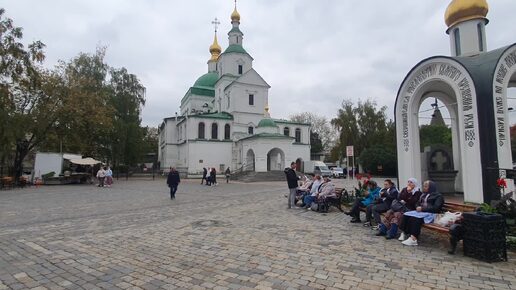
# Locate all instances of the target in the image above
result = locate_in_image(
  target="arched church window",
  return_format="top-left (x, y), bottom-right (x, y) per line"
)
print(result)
top-left (198, 122), bottom-right (205, 139)
top-left (477, 23), bottom-right (484, 52)
top-left (224, 124), bottom-right (231, 140)
top-left (295, 128), bottom-right (301, 143)
top-left (248, 126), bottom-right (254, 135)
top-left (454, 28), bottom-right (461, 56)
top-left (211, 123), bottom-right (218, 139)
top-left (284, 127), bottom-right (290, 136)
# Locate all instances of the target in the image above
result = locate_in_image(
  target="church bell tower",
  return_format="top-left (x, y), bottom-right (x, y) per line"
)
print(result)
top-left (445, 0), bottom-right (489, 57)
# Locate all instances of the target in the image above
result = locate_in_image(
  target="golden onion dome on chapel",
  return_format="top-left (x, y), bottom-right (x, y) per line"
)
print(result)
top-left (445, 0), bottom-right (489, 28)
top-left (209, 33), bottom-right (221, 61)
top-left (231, 7), bottom-right (240, 22)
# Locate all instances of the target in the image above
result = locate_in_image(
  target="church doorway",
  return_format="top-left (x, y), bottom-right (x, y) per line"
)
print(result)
top-left (267, 148), bottom-right (285, 171)
top-left (295, 158), bottom-right (303, 172)
top-left (245, 149), bottom-right (255, 171)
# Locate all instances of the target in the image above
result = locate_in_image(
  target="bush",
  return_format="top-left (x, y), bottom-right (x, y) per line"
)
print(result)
top-left (359, 145), bottom-right (397, 176)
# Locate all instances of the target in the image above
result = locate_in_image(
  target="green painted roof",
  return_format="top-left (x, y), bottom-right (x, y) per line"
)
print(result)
top-left (257, 118), bottom-right (278, 128)
top-left (223, 44), bottom-right (248, 54)
top-left (193, 72), bottom-right (219, 88)
top-left (189, 112), bottom-right (234, 120)
top-left (228, 27), bottom-right (243, 35)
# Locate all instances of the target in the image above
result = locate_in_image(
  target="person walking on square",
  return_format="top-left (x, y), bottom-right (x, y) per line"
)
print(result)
top-left (96, 166), bottom-right (106, 187)
top-left (105, 166), bottom-right (113, 187)
top-left (225, 167), bottom-right (231, 183)
top-left (284, 162), bottom-right (300, 209)
top-left (212, 167), bottom-right (218, 185)
top-left (201, 167), bottom-right (207, 185)
top-left (167, 167), bottom-right (180, 199)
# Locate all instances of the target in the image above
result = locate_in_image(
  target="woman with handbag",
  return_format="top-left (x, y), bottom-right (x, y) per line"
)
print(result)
top-left (399, 180), bottom-right (444, 246)
top-left (376, 178), bottom-right (422, 239)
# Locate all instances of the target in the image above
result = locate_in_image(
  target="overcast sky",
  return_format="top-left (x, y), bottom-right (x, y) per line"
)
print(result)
top-left (2, 0), bottom-right (516, 127)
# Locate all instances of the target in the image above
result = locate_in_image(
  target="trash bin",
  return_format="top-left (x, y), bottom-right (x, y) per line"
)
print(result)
top-left (462, 212), bottom-right (507, 262)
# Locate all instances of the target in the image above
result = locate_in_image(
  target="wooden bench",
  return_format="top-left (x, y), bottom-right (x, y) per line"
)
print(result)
top-left (422, 202), bottom-right (477, 233)
top-left (0, 177), bottom-right (13, 190)
top-left (316, 188), bottom-right (346, 212)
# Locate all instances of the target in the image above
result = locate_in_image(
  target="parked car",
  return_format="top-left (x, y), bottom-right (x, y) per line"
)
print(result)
top-left (331, 167), bottom-right (345, 178)
top-left (303, 161), bottom-right (332, 177)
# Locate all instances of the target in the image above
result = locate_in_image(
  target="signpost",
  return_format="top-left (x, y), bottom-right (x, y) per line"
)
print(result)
top-left (346, 146), bottom-right (354, 180)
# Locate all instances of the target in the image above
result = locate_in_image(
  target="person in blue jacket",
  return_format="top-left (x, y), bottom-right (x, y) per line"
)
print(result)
top-left (345, 180), bottom-right (381, 223)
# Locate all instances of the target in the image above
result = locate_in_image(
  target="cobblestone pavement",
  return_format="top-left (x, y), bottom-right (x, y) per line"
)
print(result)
top-left (1, 179), bottom-right (515, 290)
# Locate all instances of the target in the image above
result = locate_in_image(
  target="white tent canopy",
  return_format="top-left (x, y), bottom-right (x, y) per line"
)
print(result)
top-left (69, 157), bottom-right (102, 165)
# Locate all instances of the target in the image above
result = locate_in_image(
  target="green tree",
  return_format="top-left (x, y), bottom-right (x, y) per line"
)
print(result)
top-left (419, 124), bottom-right (452, 151)
top-left (0, 8), bottom-right (48, 181)
top-left (289, 112), bottom-right (336, 151)
top-left (108, 67), bottom-right (146, 169)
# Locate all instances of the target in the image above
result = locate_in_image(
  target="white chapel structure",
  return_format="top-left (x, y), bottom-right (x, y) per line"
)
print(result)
top-left (158, 5), bottom-right (310, 175)
top-left (395, 0), bottom-right (516, 203)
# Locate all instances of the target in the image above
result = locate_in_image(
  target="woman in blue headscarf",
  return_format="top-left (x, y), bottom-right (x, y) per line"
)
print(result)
top-left (399, 180), bottom-right (444, 246)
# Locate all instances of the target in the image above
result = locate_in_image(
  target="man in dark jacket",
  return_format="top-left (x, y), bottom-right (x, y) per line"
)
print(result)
top-left (284, 162), bottom-right (300, 209)
top-left (201, 167), bottom-right (207, 185)
top-left (167, 167), bottom-right (180, 199)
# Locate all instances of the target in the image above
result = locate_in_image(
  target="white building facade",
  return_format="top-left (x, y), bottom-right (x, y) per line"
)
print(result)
top-left (158, 6), bottom-right (310, 175)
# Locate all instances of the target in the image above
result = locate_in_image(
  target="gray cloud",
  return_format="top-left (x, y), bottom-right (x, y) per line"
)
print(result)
top-left (1, 0), bottom-right (514, 126)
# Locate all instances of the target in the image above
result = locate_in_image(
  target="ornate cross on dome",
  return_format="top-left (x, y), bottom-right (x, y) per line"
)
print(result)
top-left (211, 18), bottom-right (220, 32)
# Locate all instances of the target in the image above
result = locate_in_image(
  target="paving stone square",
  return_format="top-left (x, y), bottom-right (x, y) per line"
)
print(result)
top-left (1, 179), bottom-right (515, 290)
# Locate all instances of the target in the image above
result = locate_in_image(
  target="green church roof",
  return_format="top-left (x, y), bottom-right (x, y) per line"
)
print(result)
top-left (223, 44), bottom-right (248, 55)
top-left (257, 118), bottom-right (278, 128)
top-left (193, 72), bottom-right (219, 88)
top-left (228, 27), bottom-right (243, 35)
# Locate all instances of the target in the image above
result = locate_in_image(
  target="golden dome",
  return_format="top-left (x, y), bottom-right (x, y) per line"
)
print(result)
top-left (209, 33), bottom-right (221, 61)
top-left (231, 7), bottom-right (240, 22)
top-left (445, 0), bottom-right (489, 28)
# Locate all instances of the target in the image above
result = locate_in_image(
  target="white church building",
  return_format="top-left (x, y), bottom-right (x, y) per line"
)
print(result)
top-left (158, 5), bottom-right (311, 175)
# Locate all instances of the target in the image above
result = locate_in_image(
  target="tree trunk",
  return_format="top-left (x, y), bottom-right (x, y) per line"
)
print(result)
top-left (13, 141), bottom-right (30, 185)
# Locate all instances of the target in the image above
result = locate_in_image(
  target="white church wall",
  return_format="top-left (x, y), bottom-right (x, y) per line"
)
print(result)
top-left (228, 84), bottom-right (269, 115)
top-left (187, 141), bottom-right (232, 174)
top-left (240, 138), bottom-right (310, 172)
top-left (218, 53), bottom-right (253, 76)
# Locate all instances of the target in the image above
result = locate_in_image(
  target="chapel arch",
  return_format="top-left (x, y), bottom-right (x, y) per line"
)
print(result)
top-left (267, 148), bottom-right (285, 171)
top-left (245, 149), bottom-right (255, 171)
top-left (395, 57), bottom-right (483, 203)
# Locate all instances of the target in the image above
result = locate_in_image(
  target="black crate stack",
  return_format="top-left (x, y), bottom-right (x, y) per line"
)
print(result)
top-left (463, 212), bottom-right (507, 262)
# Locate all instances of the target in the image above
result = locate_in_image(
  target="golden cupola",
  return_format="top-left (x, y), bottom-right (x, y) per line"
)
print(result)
top-left (231, 7), bottom-right (240, 22)
top-left (445, 0), bottom-right (489, 28)
top-left (209, 33), bottom-right (221, 62)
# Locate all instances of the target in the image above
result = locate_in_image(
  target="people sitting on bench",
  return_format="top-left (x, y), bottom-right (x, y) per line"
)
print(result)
top-left (366, 179), bottom-right (399, 227)
top-left (376, 177), bottom-right (422, 239)
top-left (296, 175), bottom-right (313, 205)
top-left (310, 175), bottom-right (336, 211)
top-left (345, 180), bottom-right (380, 223)
top-left (302, 174), bottom-right (322, 208)
top-left (399, 180), bottom-right (444, 246)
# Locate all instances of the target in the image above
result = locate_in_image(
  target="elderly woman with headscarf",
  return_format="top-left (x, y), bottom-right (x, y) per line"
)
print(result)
top-left (399, 180), bottom-right (444, 246)
top-left (376, 178), bottom-right (422, 239)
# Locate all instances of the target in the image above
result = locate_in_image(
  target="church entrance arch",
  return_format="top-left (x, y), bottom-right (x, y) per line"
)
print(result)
top-left (245, 149), bottom-right (255, 172)
top-left (493, 46), bottom-right (516, 178)
top-left (267, 148), bottom-right (285, 171)
top-left (395, 57), bottom-right (483, 203)
top-left (296, 158), bottom-right (303, 172)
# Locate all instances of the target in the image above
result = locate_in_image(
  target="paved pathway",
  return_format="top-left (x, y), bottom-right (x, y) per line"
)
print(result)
top-left (0, 179), bottom-right (515, 290)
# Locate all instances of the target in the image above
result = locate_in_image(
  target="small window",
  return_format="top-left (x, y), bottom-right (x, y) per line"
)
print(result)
top-left (295, 128), bottom-right (301, 143)
top-left (198, 122), bottom-right (205, 139)
top-left (477, 23), bottom-right (484, 52)
top-left (238, 65), bottom-right (243, 75)
top-left (248, 126), bottom-right (254, 135)
top-left (224, 124), bottom-right (231, 140)
top-left (211, 123), bottom-right (218, 139)
top-left (249, 94), bottom-right (254, 105)
top-left (283, 127), bottom-right (290, 136)
top-left (454, 28), bottom-right (461, 56)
